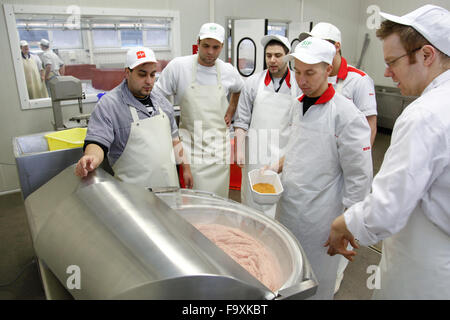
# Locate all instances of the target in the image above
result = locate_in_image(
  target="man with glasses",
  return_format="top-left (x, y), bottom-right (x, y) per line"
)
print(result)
top-left (325, 5), bottom-right (450, 299)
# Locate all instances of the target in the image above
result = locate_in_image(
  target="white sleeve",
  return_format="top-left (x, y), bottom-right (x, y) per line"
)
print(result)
top-left (33, 55), bottom-right (43, 71)
top-left (224, 63), bottom-right (244, 93)
top-left (155, 60), bottom-right (178, 99)
top-left (344, 106), bottom-right (448, 245)
top-left (337, 110), bottom-right (373, 208)
top-left (353, 75), bottom-right (377, 117)
top-left (233, 76), bottom-right (257, 131)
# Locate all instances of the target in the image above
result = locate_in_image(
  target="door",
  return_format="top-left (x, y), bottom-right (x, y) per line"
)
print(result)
top-left (232, 19), bottom-right (266, 78)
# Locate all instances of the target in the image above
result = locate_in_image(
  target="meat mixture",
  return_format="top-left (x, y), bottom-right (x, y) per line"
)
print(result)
top-left (194, 223), bottom-right (283, 292)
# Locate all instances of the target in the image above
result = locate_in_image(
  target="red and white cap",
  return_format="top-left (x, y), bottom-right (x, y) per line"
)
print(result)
top-left (380, 5), bottom-right (450, 56)
top-left (126, 47), bottom-right (157, 69)
top-left (285, 36), bottom-right (336, 65)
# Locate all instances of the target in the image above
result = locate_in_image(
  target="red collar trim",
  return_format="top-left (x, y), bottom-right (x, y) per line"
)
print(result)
top-left (285, 70), bottom-right (291, 88)
top-left (298, 83), bottom-right (335, 105)
top-left (264, 69), bottom-right (291, 88)
top-left (337, 57), bottom-right (348, 80)
top-left (264, 70), bottom-right (272, 86)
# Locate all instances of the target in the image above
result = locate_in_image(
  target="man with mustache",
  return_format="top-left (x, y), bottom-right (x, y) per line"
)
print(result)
top-left (75, 47), bottom-right (193, 189)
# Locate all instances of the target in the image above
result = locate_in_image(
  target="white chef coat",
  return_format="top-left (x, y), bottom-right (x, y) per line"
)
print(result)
top-left (328, 57), bottom-right (377, 117)
top-left (154, 55), bottom-right (244, 105)
top-left (41, 49), bottom-right (64, 76)
top-left (234, 69), bottom-right (299, 131)
top-left (277, 84), bottom-right (372, 299)
top-left (344, 70), bottom-right (450, 299)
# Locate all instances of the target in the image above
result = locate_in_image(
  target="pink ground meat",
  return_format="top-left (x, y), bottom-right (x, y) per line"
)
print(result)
top-left (194, 223), bottom-right (283, 292)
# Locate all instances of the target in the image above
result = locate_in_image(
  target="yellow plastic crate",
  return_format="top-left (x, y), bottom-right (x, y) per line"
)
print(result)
top-left (45, 128), bottom-right (87, 151)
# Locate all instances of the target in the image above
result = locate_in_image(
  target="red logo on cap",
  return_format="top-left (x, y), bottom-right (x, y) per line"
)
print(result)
top-left (136, 51), bottom-right (146, 59)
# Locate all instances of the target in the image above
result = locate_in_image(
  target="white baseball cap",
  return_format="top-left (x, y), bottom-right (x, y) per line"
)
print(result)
top-left (40, 39), bottom-right (50, 47)
top-left (380, 5), bottom-right (450, 56)
top-left (198, 23), bottom-right (225, 43)
top-left (285, 36), bottom-right (336, 65)
top-left (126, 47), bottom-right (157, 69)
top-left (300, 22), bottom-right (342, 44)
top-left (20, 40), bottom-right (28, 47)
top-left (261, 34), bottom-right (291, 53)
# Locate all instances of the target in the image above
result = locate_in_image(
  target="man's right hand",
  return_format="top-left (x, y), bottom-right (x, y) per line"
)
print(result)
top-left (75, 155), bottom-right (101, 177)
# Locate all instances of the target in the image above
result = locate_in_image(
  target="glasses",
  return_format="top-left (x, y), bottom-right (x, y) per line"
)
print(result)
top-left (384, 46), bottom-right (422, 68)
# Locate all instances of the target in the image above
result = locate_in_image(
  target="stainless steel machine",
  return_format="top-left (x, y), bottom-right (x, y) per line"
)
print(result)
top-left (48, 76), bottom-right (90, 130)
top-left (24, 165), bottom-right (318, 300)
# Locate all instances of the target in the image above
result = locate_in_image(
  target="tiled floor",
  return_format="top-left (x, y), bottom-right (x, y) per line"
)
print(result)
top-left (0, 128), bottom-right (391, 300)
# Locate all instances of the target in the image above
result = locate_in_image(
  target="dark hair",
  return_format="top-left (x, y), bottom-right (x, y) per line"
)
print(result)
top-left (376, 20), bottom-right (431, 64)
top-left (265, 40), bottom-right (289, 55)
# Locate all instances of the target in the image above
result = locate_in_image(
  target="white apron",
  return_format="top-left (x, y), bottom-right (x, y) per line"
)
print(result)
top-left (178, 56), bottom-right (230, 198)
top-left (334, 78), bottom-right (350, 290)
top-left (373, 206), bottom-right (450, 299)
top-left (241, 73), bottom-right (296, 218)
top-left (112, 106), bottom-right (179, 189)
top-left (23, 57), bottom-right (48, 99)
top-left (276, 100), bottom-right (343, 300)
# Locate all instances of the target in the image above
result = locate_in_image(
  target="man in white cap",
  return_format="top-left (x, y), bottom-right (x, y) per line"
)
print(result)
top-left (20, 40), bottom-right (48, 99)
top-left (155, 23), bottom-right (244, 198)
top-left (326, 5), bottom-right (450, 299)
top-left (75, 47), bottom-right (193, 190)
top-left (266, 36), bottom-right (372, 299)
top-left (302, 22), bottom-right (378, 293)
top-left (301, 23), bottom-right (377, 146)
top-left (234, 35), bottom-right (298, 217)
top-left (39, 38), bottom-right (65, 96)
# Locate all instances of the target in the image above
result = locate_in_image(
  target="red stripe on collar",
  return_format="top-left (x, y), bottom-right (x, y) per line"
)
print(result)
top-left (264, 70), bottom-right (272, 86)
top-left (337, 57), bottom-right (348, 80)
top-left (286, 70), bottom-right (291, 88)
top-left (264, 69), bottom-right (291, 88)
top-left (298, 83), bottom-right (335, 105)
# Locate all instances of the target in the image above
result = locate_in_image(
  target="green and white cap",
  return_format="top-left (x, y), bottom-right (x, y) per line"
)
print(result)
top-left (284, 36), bottom-right (336, 65)
top-left (198, 23), bottom-right (225, 43)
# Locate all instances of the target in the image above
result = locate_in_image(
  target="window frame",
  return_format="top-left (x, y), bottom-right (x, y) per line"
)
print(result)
top-left (4, 4), bottom-right (181, 110)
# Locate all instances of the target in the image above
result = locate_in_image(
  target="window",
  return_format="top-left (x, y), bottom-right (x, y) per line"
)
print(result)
top-left (5, 4), bottom-right (180, 109)
top-left (237, 37), bottom-right (256, 77)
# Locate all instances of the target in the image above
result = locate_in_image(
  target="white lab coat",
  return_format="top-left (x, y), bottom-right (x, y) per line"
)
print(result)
top-left (344, 70), bottom-right (450, 299)
top-left (240, 70), bottom-right (297, 217)
top-left (277, 85), bottom-right (372, 299)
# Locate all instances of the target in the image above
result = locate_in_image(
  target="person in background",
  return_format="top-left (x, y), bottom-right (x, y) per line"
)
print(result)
top-left (300, 22), bottom-right (378, 294)
top-left (20, 40), bottom-right (48, 99)
top-left (234, 34), bottom-right (298, 218)
top-left (267, 36), bottom-right (372, 299)
top-left (155, 23), bottom-right (244, 199)
top-left (325, 5), bottom-right (450, 299)
top-left (75, 47), bottom-right (193, 190)
top-left (301, 23), bottom-right (378, 146)
top-left (39, 38), bottom-right (65, 96)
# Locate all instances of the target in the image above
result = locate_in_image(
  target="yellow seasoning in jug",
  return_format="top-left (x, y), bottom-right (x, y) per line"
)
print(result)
top-left (252, 183), bottom-right (276, 194)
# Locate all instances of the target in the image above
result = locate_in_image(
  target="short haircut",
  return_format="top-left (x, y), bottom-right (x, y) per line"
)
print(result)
top-left (265, 40), bottom-right (289, 55)
top-left (376, 20), bottom-right (432, 64)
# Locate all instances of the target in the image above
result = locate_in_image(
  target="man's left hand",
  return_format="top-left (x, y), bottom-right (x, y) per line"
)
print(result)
top-left (324, 215), bottom-right (359, 261)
